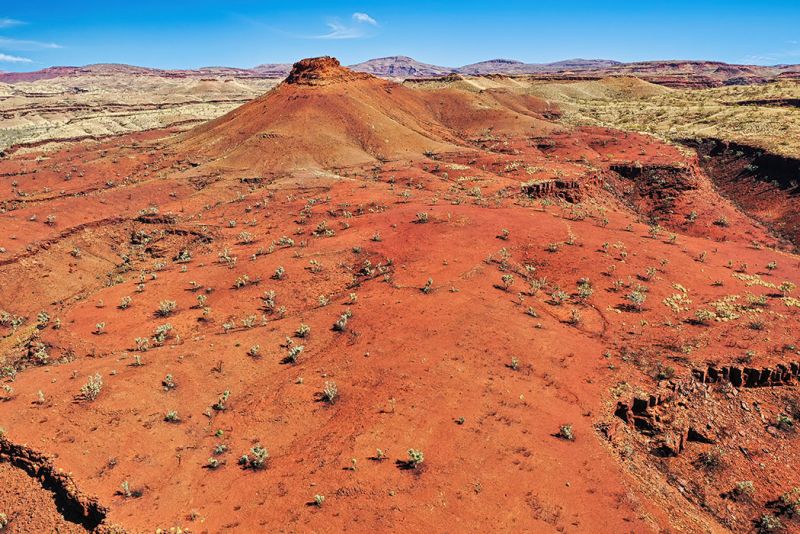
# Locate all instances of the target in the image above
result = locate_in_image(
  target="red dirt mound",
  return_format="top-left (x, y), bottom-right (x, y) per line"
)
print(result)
top-left (172, 57), bottom-right (558, 173)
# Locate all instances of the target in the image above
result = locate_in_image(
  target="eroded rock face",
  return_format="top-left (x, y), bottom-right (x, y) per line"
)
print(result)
top-left (521, 178), bottom-right (585, 203)
top-left (0, 436), bottom-right (109, 531)
top-left (608, 162), bottom-right (699, 214)
top-left (692, 362), bottom-right (799, 387)
top-left (688, 138), bottom-right (800, 246)
top-left (284, 56), bottom-right (373, 86)
top-left (616, 363), bottom-right (799, 448)
top-left (614, 390), bottom-right (690, 457)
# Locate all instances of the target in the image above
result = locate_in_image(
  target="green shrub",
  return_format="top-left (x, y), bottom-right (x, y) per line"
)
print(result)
top-left (322, 381), bottom-right (338, 404)
top-left (557, 424), bottom-right (575, 441)
top-left (239, 445), bottom-right (269, 470)
top-left (80, 373), bottom-right (103, 401)
top-left (407, 448), bottom-right (424, 468)
top-left (156, 300), bottom-right (176, 317)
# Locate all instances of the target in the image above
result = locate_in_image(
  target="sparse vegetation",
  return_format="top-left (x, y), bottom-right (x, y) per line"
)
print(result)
top-left (284, 344), bottom-right (304, 364)
top-left (162, 374), bottom-right (176, 391)
top-left (758, 514), bottom-right (784, 533)
top-left (730, 480), bottom-right (755, 501)
top-left (779, 487), bottom-right (800, 516)
top-left (239, 445), bottom-right (269, 470)
top-left (295, 323), bottom-right (311, 338)
top-left (80, 373), bottom-right (103, 401)
top-left (556, 424), bottom-right (575, 441)
top-left (333, 310), bottom-right (352, 332)
top-left (626, 290), bottom-right (646, 311)
top-left (421, 278), bottom-right (434, 294)
top-left (407, 448), bottom-right (424, 468)
top-left (322, 381), bottom-right (338, 404)
top-left (501, 274), bottom-right (514, 290)
top-left (212, 390), bottom-right (230, 411)
top-left (156, 300), bottom-right (176, 317)
top-left (696, 448), bottom-right (724, 471)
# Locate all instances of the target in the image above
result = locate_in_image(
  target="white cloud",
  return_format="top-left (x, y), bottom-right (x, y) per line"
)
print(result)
top-left (0, 53), bottom-right (32, 63)
top-left (0, 37), bottom-right (62, 51)
top-left (310, 12), bottom-right (379, 40)
top-left (352, 12), bottom-right (377, 26)
top-left (313, 20), bottom-right (361, 40)
top-left (0, 18), bottom-right (24, 29)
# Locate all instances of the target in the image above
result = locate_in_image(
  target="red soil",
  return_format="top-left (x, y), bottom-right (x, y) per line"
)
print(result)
top-left (0, 58), bottom-right (799, 533)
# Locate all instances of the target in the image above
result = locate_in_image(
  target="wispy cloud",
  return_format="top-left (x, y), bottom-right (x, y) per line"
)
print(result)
top-left (311, 12), bottom-right (379, 40)
top-left (315, 19), bottom-right (364, 40)
top-left (0, 18), bottom-right (24, 29)
top-left (743, 41), bottom-right (800, 64)
top-left (0, 19), bottom-right (57, 66)
top-left (0, 52), bottom-right (32, 63)
top-left (0, 37), bottom-right (62, 51)
top-left (352, 12), bottom-right (377, 26)
top-left (743, 50), bottom-right (800, 64)
top-left (241, 11), bottom-right (380, 41)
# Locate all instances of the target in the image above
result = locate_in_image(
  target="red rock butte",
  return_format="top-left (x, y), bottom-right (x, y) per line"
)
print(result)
top-left (284, 56), bottom-right (374, 86)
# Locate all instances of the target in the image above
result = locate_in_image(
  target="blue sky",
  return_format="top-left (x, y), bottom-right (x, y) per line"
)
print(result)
top-left (1, 1), bottom-right (799, 71)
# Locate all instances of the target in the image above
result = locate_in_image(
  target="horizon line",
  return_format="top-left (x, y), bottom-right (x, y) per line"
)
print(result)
top-left (2, 54), bottom-right (799, 74)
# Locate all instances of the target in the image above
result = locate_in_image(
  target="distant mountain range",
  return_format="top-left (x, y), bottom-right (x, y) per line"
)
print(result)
top-left (2, 56), bottom-right (800, 88)
top-left (348, 56), bottom-right (452, 78)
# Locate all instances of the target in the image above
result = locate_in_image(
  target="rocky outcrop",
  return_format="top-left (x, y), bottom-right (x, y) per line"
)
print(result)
top-left (284, 57), bottom-right (373, 86)
top-left (0, 436), bottom-right (109, 531)
top-left (604, 162), bottom-right (700, 223)
top-left (614, 391), bottom-right (691, 457)
top-left (686, 138), bottom-right (800, 246)
top-left (613, 361), bottom-right (798, 462)
top-left (521, 178), bottom-right (584, 202)
top-left (692, 362), bottom-right (800, 388)
top-left (609, 163), bottom-right (698, 201)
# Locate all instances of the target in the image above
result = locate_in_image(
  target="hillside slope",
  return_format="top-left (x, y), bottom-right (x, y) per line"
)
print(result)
top-left (174, 57), bottom-right (557, 173)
